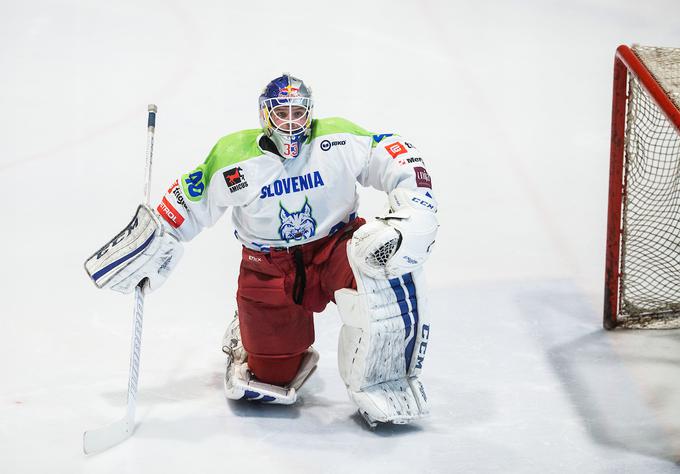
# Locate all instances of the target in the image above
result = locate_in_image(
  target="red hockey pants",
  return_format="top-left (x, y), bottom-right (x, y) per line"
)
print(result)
top-left (236, 218), bottom-right (365, 385)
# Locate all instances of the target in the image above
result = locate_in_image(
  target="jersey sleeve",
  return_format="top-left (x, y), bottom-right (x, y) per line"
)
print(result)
top-left (155, 152), bottom-right (229, 242)
top-left (357, 135), bottom-right (434, 197)
top-left (154, 130), bottom-right (263, 241)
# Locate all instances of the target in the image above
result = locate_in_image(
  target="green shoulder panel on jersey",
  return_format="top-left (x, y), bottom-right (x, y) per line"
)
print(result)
top-left (310, 117), bottom-right (395, 148)
top-left (310, 117), bottom-right (373, 140)
top-left (180, 129), bottom-right (263, 202)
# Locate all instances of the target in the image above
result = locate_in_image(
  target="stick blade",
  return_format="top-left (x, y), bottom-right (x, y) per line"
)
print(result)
top-left (83, 416), bottom-right (134, 455)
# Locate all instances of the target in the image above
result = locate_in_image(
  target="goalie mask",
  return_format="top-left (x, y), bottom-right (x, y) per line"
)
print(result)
top-left (259, 74), bottom-right (313, 159)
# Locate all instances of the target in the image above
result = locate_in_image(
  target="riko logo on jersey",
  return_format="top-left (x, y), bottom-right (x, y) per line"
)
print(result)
top-left (320, 139), bottom-right (346, 151)
top-left (223, 167), bottom-right (249, 193)
top-left (260, 171), bottom-right (325, 199)
top-left (278, 198), bottom-right (317, 242)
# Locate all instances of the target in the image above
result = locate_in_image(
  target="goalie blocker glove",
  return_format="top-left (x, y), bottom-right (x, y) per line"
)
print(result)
top-left (84, 205), bottom-right (183, 293)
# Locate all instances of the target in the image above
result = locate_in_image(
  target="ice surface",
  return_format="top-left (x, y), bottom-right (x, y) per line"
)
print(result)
top-left (2, 0), bottom-right (680, 472)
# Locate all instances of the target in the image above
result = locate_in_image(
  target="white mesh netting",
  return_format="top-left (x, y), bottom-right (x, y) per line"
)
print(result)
top-left (618, 45), bottom-right (680, 329)
top-left (367, 237), bottom-right (400, 269)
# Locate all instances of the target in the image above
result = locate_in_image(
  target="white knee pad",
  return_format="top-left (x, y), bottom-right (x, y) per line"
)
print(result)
top-left (336, 254), bottom-right (431, 427)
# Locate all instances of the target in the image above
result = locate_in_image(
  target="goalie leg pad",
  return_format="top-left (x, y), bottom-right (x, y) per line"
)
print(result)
top-left (222, 313), bottom-right (319, 405)
top-left (336, 264), bottom-right (431, 426)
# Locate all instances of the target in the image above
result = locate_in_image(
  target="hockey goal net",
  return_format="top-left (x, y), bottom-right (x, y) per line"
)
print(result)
top-left (604, 45), bottom-right (680, 329)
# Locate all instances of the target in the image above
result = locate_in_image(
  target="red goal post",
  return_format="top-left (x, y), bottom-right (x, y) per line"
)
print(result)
top-left (604, 44), bottom-right (680, 329)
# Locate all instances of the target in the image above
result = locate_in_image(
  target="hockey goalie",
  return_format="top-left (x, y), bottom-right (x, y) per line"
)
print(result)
top-left (85, 74), bottom-right (438, 427)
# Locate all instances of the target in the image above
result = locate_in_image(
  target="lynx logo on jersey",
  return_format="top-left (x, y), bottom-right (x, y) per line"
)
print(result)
top-left (278, 198), bottom-right (317, 242)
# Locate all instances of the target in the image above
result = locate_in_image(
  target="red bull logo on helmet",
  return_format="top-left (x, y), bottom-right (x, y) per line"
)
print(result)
top-left (279, 84), bottom-right (300, 97)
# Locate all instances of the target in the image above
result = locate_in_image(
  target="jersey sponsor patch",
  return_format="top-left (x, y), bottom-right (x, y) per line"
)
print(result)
top-left (260, 171), bottom-right (325, 199)
top-left (414, 166), bottom-right (432, 189)
top-left (157, 196), bottom-right (185, 228)
top-left (386, 141), bottom-right (408, 159)
top-left (320, 139), bottom-right (346, 151)
top-left (167, 180), bottom-right (189, 211)
top-left (182, 169), bottom-right (206, 201)
top-left (223, 167), bottom-right (249, 193)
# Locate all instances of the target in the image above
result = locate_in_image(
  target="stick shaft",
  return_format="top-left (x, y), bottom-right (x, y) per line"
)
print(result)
top-left (143, 105), bottom-right (157, 206)
top-left (84, 106), bottom-right (157, 455)
top-left (127, 104), bottom-right (157, 415)
top-left (126, 283), bottom-right (145, 419)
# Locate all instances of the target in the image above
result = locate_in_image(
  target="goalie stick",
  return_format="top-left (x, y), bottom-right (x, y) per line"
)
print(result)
top-left (83, 104), bottom-right (157, 455)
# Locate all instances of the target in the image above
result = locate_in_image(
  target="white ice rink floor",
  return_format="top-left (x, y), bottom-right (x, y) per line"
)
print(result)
top-left (3, 283), bottom-right (680, 473)
top-left (2, 0), bottom-right (680, 472)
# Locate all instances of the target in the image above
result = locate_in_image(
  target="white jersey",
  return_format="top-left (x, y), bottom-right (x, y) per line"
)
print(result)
top-left (156, 117), bottom-right (435, 251)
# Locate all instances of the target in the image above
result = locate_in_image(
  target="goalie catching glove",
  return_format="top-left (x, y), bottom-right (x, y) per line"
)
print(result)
top-left (350, 188), bottom-right (438, 279)
top-left (84, 205), bottom-right (183, 293)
